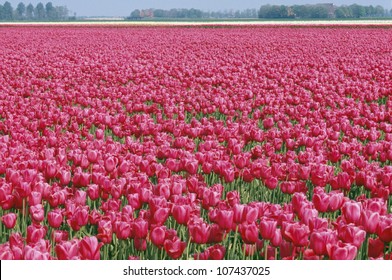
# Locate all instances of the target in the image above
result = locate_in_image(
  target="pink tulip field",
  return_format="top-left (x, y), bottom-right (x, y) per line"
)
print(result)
top-left (0, 25), bottom-right (392, 260)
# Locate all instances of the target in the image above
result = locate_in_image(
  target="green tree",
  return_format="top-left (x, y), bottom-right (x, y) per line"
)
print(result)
top-left (375, 5), bottom-right (385, 17)
top-left (350, 4), bottom-right (365, 18)
top-left (292, 5), bottom-right (309, 18)
top-left (26, 3), bottom-right (34, 19)
top-left (0, 4), bottom-right (4, 20)
top-left (35, 2), bottom-right (45, 20)
top-left (3, 1), bottom-right (13, 20)
top-left (16, 2), bottom-right (26, 20)
top-left (364, 5), bottom-right (376, 17)
top-left (309, 5), bottom-right (329, 18)
top-left (153, 9), bottom-right (165, 18)
top-left (130, 9), bottom-right (140, 18)
top-left (188, 8), bottom-right (202, 18)
top-left (335, 6), bottom-right (352, 18)
top-left (45, 2), bottom-right (56, 20)
top-left (55, 6), bottom-right (68, 20)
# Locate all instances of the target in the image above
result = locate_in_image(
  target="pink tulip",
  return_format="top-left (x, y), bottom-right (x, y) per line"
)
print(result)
top-left (1, 213), bottom-right (17, 229)
top-left (48, 208), bottom-right (63, 228)
top-left (150, 226), bottom-right (166, 248)
top-left (79, 236), bottom-right (103, 260)
top-left (104, 156), bottom-right (117, 173)
top-left (56, 239), bottom-right (80, 260)
top-left (163, 237), bottom-right (186, 259)
top-left (327, 241), bottom-right (357, 260)
top-left (342, 201), bottom-right (362, 225)
top-left (239, 222), bottom-right (259, 244)
top-left (188, 217), bottom-right (210, 244)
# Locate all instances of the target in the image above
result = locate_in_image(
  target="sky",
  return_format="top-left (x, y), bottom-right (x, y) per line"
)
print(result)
top-left (5, 0), bottom-right (392, 17)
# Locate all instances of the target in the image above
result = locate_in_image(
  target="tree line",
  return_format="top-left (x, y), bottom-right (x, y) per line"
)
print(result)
top-left (258, 4), bottom-right (389, 19)
top-left (0, 1), bottom-right (70, 21)
top-left (128, 8), bottom-right (259, 19)
top-left (128, 4), bottom-right (391, 20)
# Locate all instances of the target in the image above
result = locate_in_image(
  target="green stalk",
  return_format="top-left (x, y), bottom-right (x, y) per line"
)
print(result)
top-left (51, 228), bottom-right (56, 257)
top-left (264, 240), bottom-right (268, 260)
top-left (186, 236), bottom-right (192, 260)
top-left (105, 243), bottom-right (109, 260)
top-left (230, 226), bottom-right (239, 260)
top-left (0, 213), bottom-right (4, 243)
top-left (22, 198), bottom-right (27, 235)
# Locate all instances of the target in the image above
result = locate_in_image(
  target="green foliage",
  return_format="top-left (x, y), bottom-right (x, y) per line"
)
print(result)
top-left (0, 1), bottom-right (69, 21)
top-left (258, 3), bottom-right (388, 19)
top-left (127, 8), bottom-right (259, 20)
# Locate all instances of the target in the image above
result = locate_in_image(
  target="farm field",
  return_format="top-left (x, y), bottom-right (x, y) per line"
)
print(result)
top-left (0, 25), bottom-right (392, 260)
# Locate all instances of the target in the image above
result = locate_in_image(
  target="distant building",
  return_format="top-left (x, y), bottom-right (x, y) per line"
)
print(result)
top-left (140, 9), bottom-right (154, 18)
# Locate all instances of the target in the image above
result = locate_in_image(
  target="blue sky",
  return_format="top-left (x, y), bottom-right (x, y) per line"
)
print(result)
top-left (4, 1), bottom-right (392, 16)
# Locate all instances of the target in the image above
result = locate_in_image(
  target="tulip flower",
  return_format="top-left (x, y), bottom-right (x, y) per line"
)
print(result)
top-left (172, 204), bottom-right (191, 225)
top-left (59, 170), bottom-right (71, 186)
top-left (132, 218), bottom-right (148, 239)
top-left (87, 184), bottom-right (100, 201)
top-left (282, 221), bottom-right (310, 247)
top-left (55, 239), bottom-right (80, 260)
top-left (24, 245), bottom-right (50, 260)
top-left (207, 223), bottom-right (226, 243)
top-left (97, 219), bottom-right (113, 244)
top-left (68, 205), bottom-right (89, 231)
top-left (87, 150), bottom-right (98, 163)
top-left (150, 226), bottom-right (166, 248)
top-left (239, 222), bottom-right (259, 244)
top-left (342, 201), bottom-right (362, 225)
top-left (0, 245), bottom-right (14, 260)
top-left (26, 224), bottom-right (47, 244)
top-left (303, 249), bottom-right (321, 260)
top-left (104, 156), bottom-right (117, 173)
top-left (327, 241), bottom-right (357, 260)
top-left (1, 213), bottom-right (17, 229)
top-left (29, 204), bottom-right (45, 223)
top-left (79, 236), bottom-right (103, 260)
top-left (74, 190), bottom-right (87, 206)
top-left (310, 230), bottom-right (338, 256)
top-left (114, 221), bottom-right (131, 240)
top-left (377, 216), bottom-right (392, 243)
top-left (368, 238), bottom-right (384, 259)
top-left (361, 210), bottom-right (380, 234)
top-left (28, 191), bottom-right (42, 206)
top-left (163, 237), bottom-right (186, 259)
top-left (215, 209), bottom-right (234, 230)
top-left (188, 217), bottom-right (210, 244)
top-left (52, 230), bottom-right (69, 243)
top-left (9, 232), bottom-right (24, 249)
top-left (260, 218), bottom-right (278, 240)
top-left (47, 208), bottom-right (63, 228)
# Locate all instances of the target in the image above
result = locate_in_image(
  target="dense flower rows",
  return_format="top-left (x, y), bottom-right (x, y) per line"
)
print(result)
top-left (0, 26), bottom-right (392, 260)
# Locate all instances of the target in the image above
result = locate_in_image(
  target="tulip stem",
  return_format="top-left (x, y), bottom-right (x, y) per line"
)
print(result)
top-left (0, 216), bottom-right (3, 242)
top-left (51, 229), bottom-right (55, 257)
top-left (186, 236), bottom-right (192, 260)
top-left (22, 198), bottom-right (27, 235)
top-left (230, 226), bottom-right (239, 260)
top-left (104, 243), bottom-right (109, 260)
top-left (264, 240), bottom-right (268, 260)
top-left (359, 235), bottom-right (369, 260)
top-left (160, 246), bottom-right (164, 260)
